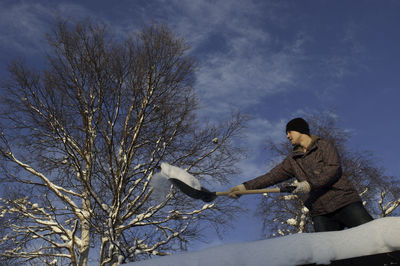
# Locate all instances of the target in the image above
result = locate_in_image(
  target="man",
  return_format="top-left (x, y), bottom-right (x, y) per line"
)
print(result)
top-left (229, 117), bottom-right (373, 232)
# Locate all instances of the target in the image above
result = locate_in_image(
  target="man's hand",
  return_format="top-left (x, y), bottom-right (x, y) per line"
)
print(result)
top-left (228, 184), bottom-right (246, 199)
top-left (292, 181), bottom-right (311, 194)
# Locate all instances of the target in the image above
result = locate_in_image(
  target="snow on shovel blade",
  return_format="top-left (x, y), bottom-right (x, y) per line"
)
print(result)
top-left (160, 163), bottom-right (201, 190)
top-left (158, 163), bottom-right (217, 202)
top-left (169, 178), bottom-right (217, 203)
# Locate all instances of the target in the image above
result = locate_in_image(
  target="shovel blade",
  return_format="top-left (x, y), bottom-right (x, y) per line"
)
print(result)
top-left (169, 178), bottom-right (217, 202)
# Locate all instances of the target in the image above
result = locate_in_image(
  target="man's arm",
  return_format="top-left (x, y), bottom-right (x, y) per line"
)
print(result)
top-left (243, 157), bottom-right (295, 190)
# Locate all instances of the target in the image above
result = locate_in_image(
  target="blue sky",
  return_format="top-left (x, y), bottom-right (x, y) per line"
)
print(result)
top-left (1, 0), bottom-right (399, 250)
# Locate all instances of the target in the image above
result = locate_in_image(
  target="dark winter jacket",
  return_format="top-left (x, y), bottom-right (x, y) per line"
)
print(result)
top-left (243, 135), bottom-right (361, 216)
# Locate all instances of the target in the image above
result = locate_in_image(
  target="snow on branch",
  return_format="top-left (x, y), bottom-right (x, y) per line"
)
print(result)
top-left (5, 153), bottom-right (83, 218)
top-left (0, 197), bottom-right (81, 261)
top-left (378, 191), bottom-right (400, 217)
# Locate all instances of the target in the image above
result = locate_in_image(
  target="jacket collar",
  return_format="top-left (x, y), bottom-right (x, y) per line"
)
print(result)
top-left (291, 135), bottom-right (319, 157)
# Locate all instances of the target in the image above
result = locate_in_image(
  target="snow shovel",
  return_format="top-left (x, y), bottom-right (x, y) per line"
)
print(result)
top-left (169, 178), bottom-right (296, 202)
top-left (157, 163), bottom-right (295, 203)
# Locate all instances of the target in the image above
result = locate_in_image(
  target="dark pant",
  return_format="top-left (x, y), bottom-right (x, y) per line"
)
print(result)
top-left (312, 202), bottom-right (373, 232)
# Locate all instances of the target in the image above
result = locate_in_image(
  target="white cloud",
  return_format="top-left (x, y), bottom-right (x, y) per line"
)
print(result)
top-left (0, 2), bottom-right (94, 54)
top-left (196, 49), bottom-right (297, 110)
top-left (229, 117), bottom-right (287, 183)
top-left (0, 2), bottom-right (51, 53)
top-left (245, 118), bottom-right (286, 147)
top-left (151, 0), bottom-right (307, 117)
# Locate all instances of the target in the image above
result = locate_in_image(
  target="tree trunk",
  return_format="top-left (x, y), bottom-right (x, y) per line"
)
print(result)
top-left (78, 194), bottom-right (91, 266)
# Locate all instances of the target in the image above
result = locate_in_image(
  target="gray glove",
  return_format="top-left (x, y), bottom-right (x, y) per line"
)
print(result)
top-left (292, 181), bottom-right (311, 194)
top-left (228, 184), bottom-right (246, 199)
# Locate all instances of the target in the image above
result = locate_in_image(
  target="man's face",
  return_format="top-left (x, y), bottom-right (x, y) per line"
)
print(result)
top-left (286, 130), bottom-right (301, 145)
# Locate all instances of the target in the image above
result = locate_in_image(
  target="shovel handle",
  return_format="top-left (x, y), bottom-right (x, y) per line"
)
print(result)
top-left (216, 186), bottom-right (296, 196)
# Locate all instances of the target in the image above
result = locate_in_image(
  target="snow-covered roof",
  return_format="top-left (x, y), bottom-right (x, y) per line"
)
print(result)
top-left (125, 217), bottom-right (400, 266)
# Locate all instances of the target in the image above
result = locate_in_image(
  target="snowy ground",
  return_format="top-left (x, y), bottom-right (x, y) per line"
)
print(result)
top-left (125, 217), bottom-right (400, 266)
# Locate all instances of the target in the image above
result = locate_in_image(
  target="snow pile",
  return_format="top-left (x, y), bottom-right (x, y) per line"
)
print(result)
top-left (150, 163), bottom-right (201, 200)
top-left (125, 217), bottom-right (400, 266)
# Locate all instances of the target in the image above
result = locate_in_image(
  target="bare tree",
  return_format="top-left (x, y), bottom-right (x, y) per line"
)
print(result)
top-left (0, 20), bottom-right (245, 265)
top-left (257, 113), bottom-right (399, 237)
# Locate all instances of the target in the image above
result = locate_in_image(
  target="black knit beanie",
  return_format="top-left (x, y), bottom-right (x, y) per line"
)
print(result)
top-left (286, 117), bottom-right (310, 135)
